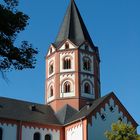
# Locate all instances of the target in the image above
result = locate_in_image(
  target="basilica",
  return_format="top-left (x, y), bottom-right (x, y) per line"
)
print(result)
top-left (0, 0), bottom-right (138, 140)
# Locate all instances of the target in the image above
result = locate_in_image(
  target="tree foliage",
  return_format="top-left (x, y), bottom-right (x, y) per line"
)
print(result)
top-left (0, 0), bottom-right (38, 73)
top-left (105, 121), bottom-right (140, 140)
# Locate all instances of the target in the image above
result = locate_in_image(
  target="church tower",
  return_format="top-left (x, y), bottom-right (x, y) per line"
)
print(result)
top-left (45, 0), bottom-right (101, 112)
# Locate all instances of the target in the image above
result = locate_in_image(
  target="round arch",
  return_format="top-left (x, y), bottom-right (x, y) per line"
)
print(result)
top-left (82, 80), bottom-right (94, 95)
top-left (61, 79), bottom-right (74, 93)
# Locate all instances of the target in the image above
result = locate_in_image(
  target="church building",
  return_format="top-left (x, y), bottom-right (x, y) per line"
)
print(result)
top-left (0, 0), bottom-right (138, 140)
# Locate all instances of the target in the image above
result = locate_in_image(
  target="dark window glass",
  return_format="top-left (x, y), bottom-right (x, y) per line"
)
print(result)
top-left (0, 128), bottom-right (2, 140)
top-left (34, 132), bottom-right (40, 140)
top-left (84, 83), bottom-right (90, 94)
top-left (64, 82), bottom-right (71, 93)
top-left (101, 114), bottom-right (106, 121)
top-left (49, 64), bottom-right (53, 74)
top-left (83, 58), bottom-right (91, 71)
top-left (63, 58), bottom-right (71, 69)
top-left (109, 106), bottom-right (114, 112)
top-left (65, 43), bottom-right (69, 49)
top-left (45, 134), bottom-right (51, 140)
top-left (50, 86), bottom-right (53, 97)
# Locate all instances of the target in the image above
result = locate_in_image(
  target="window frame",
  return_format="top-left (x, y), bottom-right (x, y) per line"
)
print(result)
top-left (84, 83), bottom-right (91, 94)
top-left (33, 132), bottom-right (40, 140)
top-left (45, 134), bottom-right (51, 140)
top-left (49, 62), bottom-right (54, 75)
top-left (65, 42), bottom-right (69, 49)
top-left (83, 57), bottom-right (91, 71)
top-left (49, 85), bottom-right (54, 97)
top-left (64, 81), bottom-right (71, 93)
top-left (63, 57), bottom-right (71, 69)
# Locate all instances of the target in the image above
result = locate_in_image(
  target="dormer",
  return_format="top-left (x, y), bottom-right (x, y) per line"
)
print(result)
top-left (47, 44), bottom-right (56, 56)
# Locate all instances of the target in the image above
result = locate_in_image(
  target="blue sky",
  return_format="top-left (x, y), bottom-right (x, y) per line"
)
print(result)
top-left (0, 0), bottom-right (140, 133)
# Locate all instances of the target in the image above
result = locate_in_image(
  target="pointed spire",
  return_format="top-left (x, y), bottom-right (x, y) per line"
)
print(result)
top-left (54, 0), bottom-right (95, 47)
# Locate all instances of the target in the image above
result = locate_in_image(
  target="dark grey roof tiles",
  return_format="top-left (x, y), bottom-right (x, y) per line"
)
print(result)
top-left (0, 93), bottom-right (137, 127)
top-left (0, 97), bottom-right (60, 125)
top-left (0, 93), bottom-right (112, 125)
top-left (54, 0), bottom-right (95, 47)
top-left (65, 94), bottom-right (110, 124)
top-left (55, 104), bottom-right (78, 124)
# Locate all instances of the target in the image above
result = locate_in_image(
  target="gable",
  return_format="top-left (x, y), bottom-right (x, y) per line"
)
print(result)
top-left (47, 45), bottom-right (56, 56)
top-left (87, 93), bottom-right (137, 127)
top-left (80, 43), bottom-right (94, 53)
top-left (64, 93), bottom-right (137, 127)
top-left (86, 93), bottom-right (138, 140)
top-left (58, 40), bottom-right (77, 51)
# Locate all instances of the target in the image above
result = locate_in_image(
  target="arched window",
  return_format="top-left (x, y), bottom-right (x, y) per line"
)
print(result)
top-left (64, 81), bottom-right (71, 93)
top-left (83, 58), bottom-right (91, 71)
top-left (84, 83), bottom-right (90, 94)
top-left (49, 63), bottom-right (54, 75)
top-left (0, 128), bottom-right (2, 140)
top-left (65, 42), bottom-right (69, 49)
top-left (50, 86), bottom-right (53, 97)
top-left (45, 134), bottom-right (51, 140)
top-left (63, 57), bottom-right (71, 69)
top-left (33, 132), bottom-right (40, 140)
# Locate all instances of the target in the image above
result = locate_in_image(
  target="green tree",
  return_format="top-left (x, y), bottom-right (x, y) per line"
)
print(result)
top-left (0, 0), bottom-right (38, 75)
top-left (105, 121), bottom-right (140, 140)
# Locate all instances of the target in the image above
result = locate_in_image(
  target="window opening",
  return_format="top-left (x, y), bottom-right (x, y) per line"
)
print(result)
top-left (49, 63), bottom-right (54, 74)
top-left (50, 86), bottom-right (53, 97)
top-left (83, 58), bottom-right (91, 71)
top-left (84, 83), bottom-right (90, 94)
top-left (63, 57), bottom-right (71, 69)
top-left (65, 42), bottom-right (69, 49)
top-left (101, 114), bottom-right (106, 121)
top-left (64, 82), bottom-right (71, 93)
top-left (45, 134), bottom-right (51, 140)
top-left (109, 106), bottom-right (114, 112)
top-left (33, 132), bottom-right (40, 140)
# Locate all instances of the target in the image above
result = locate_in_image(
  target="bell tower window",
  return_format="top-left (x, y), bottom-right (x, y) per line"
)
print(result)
top-left (63, 57), bottom-right (71, 69)
top-left (64, 82), bottom-right (71, 93)
top-left (50, 86), bottom-right (54, 97)
top-left (84, 83), bottom-right (90, 94)
top-left (83, 57), bottom-right (91, 71)
top-left (49, 62), bottom-right (54, 75)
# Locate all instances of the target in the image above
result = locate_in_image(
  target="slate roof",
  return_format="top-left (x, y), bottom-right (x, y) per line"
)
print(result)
top-left (55, 104), bottom-right (78, 124)
top-left (0, 93), bottom-right (138, 127)
top-left (54, 0), bottom-right (95, 47)
top-left (0, 97), bottom-right (60, 125)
